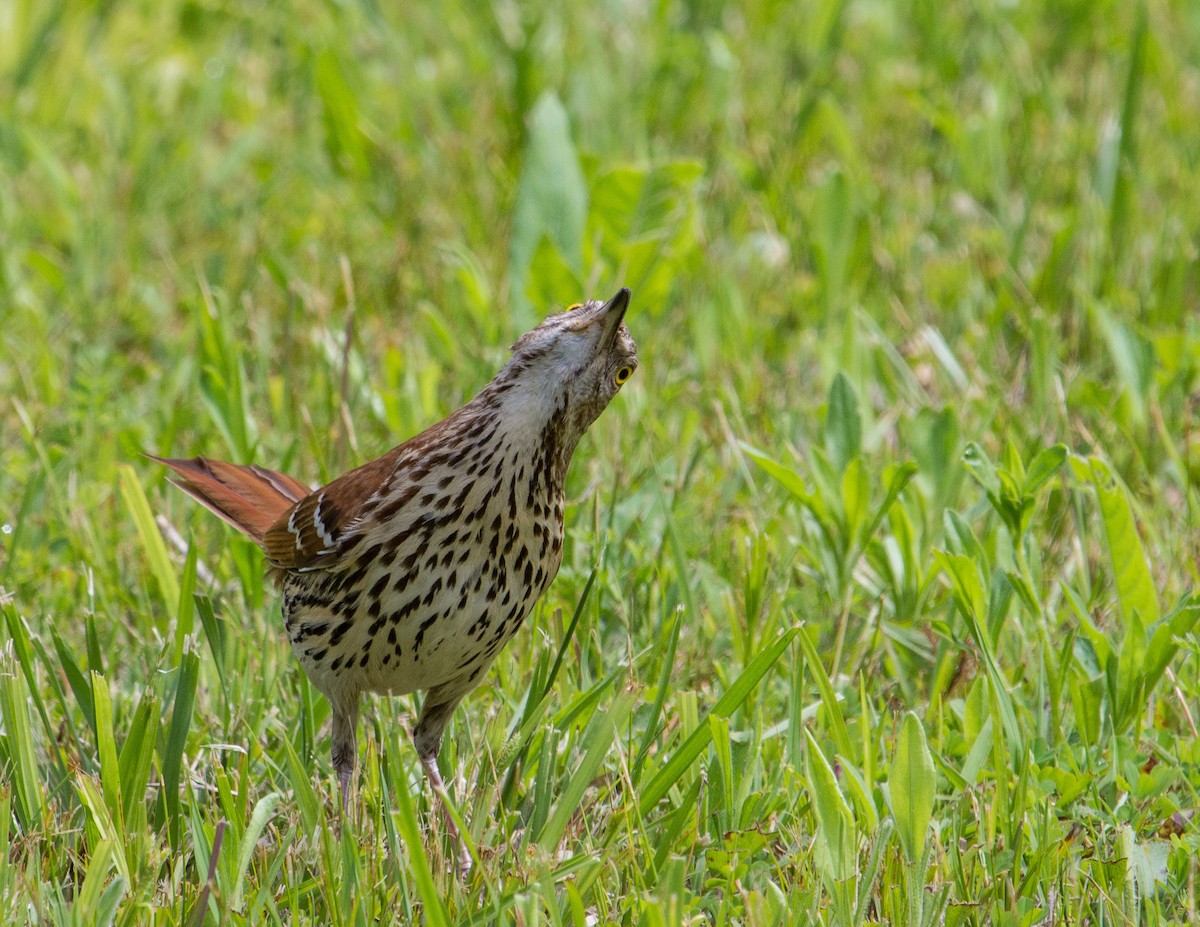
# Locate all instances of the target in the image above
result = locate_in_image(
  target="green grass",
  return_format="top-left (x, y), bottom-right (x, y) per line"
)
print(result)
top-left (3, 0), bottom-right (1200, 923)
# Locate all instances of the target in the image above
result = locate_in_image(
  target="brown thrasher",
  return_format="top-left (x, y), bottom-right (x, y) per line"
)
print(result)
top-left (152, 289), bottom-right (636, 872)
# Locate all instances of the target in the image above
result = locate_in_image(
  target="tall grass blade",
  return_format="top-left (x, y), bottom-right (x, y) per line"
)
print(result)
top-left (119, 463), bottom-right (180, 618)
top-left (91, 672), bottom-right (124, 836)
top-left (232, 792), bottom-right (281, 911)
top-left (117, 690), bottom-right (158, 832)
top-left (162, 651), bottom-right (200, 846)
top-left (390, 740), bottom-right (452, 927)
top-left (0, 643), bottom-right (43, 829)
top-left (639, 627), bottom-right (799, 816)
top-left (537, 686), bottom-right (637, 850)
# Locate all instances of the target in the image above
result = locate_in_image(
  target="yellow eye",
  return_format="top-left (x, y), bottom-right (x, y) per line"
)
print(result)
top-left (567, 302), bottom-right (584, 311)
top-left (614, 365), bottom-right (633, 386)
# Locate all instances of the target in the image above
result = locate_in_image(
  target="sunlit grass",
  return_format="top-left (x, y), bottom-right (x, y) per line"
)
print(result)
top-left (2, 0), bottom-right (1200, 924)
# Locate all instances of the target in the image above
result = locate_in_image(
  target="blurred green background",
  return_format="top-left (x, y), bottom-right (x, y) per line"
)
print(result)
top-left (2, 1), bottom-right (1200, 924)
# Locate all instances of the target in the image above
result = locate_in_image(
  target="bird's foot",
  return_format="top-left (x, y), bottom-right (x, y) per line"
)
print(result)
top-left (336, 761), bottom-right (354, 816)
top-left (420, 754), bottom-right (473, 878)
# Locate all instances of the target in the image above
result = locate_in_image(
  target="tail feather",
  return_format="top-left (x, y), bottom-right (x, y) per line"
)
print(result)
top-left (149, 454), bottom-right (311, 543)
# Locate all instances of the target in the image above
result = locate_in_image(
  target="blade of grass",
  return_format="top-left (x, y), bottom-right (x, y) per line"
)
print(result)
top-left (162, 650), bottom-right (200, 847)
top-left (91, 671), bottom-right (125, 837)
top-left (0, 643), bottom-right (44, 829)
top-left (638, 626), bottom-right (799, 816)
top-left (119, 463), bottom-right (180, 617)
top-left (232, 792), bottom-right (281, 912)
top-left (117, 689), bottom-right (158, 832)
top-left (794, 625), bottom-right (853, 760)
top-left (390, 738), bottom-right (452, 927)
top-left (631, 601), bottom-right (683, 784)
top-left (537, 686), bottom-right (637, 850)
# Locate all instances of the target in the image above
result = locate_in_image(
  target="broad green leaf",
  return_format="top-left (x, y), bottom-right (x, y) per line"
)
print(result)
top-left (837, 758), bottom-right (880, 832)
top-left (934, 551), bottom-right (987, 630)
top-left (590, 160), bottom-right (703, 245)
top-left (739, 442), bottom-right (814, 503)
top-left (523, 236), bottom-right (584, 319)
top-left (1004, 570), bottom-right (1040, 619)
top-left (888, 712), bottom-right (936, 864)
top-left (963, 443), bottom-right (1021, 533)
top-left (1001, 440), bottom-right (1026, 487)
top-left (589, 165), bottom-right (648, 242)
top-left (908, 407), bottom-right (959, 500)
top-left (812, 169), bottom-right (856, 312)
top-left (196, 594), bottom-right (227, 689)
top-left (509, 92), bottom-right (587, 328)
top-left (825, 372), bottom-right (861, 474)
top-left (841, 457), bottom-right (870, 544)
top-left (1087, 457), bottom-right (1160, 631)
top-left (52, 626), bottom-right (96, 736)
top-left (986, 569), bottom-right (1014, 639)
top-left (1143, 595), bottom-right (1200, 692)
top-left (960, 716), bottom-right (993, 786)
top-left (857, 461), bottom-right (918, 552)
top-left (944, 510), bottom-right (986, 567)
top-left (805, 730), bottom-right (855, 882)
top-left (961, 443), bottom-right (998, 497)
top-left (1023, 444), bottom-right (1068, 496)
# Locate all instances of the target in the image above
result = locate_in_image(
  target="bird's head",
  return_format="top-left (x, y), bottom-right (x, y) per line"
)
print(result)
top-left (500, 288), bottom-right (638, 437)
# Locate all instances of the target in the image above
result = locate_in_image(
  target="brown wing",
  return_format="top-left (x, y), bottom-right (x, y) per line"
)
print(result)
top-left (261, 447), bottom-right (404, 571)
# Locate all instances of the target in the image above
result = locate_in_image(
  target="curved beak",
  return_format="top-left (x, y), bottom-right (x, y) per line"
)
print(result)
top-left (599, 287), bottom-right (631, 341)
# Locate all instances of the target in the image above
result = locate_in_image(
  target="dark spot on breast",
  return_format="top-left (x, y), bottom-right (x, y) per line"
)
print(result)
top-left (377, 485), bottom-right (418, 520)
top-left (328, 619), bottom-right (354, 647)
top-left (414, 615), bottom-right (439, 653)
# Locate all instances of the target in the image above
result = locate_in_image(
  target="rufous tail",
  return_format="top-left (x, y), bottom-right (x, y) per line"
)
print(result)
top-left (148, 455), bottom-right (311, 543)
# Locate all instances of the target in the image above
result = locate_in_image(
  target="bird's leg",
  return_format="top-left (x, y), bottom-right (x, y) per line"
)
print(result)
top-left (331, 697), bottom-right (360, 816)
top-left (415, 692), bottom-right (471, 876)
top-left (420, 753), bottom-right (472, 875)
